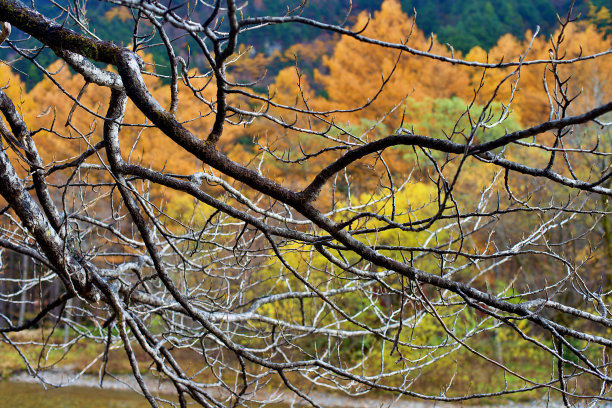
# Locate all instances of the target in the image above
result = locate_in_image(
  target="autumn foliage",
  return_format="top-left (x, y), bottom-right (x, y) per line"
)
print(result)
top-left (3, 0), bottom-right (609, 202)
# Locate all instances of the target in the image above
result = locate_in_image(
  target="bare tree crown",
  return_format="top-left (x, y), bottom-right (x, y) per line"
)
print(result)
top-left (0, 0), bottom-right (611, 406)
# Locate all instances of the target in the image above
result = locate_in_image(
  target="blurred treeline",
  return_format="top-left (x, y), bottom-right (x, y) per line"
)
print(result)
top-left (4, 0), bottom-right (612, 86)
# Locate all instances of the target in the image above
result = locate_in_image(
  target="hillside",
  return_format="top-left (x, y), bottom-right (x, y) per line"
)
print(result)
top-left (233, 0), bottom-right (610, 52)
top-left (1, 0), bottom-right (610, 87)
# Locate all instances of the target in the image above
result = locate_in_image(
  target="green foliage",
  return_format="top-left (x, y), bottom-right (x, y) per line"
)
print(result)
top-left (404, 96), bottom-right (521, 141)
top-left (401, 0), bottom-right (558, 52)
top-left (394, 96), bottom-right (522, 166)
top-left (236, 0), bottom-right (596, 54)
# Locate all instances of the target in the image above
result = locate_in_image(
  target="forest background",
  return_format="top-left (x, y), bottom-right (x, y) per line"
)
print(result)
top-left (1, 0), bottom-right (612, 401)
